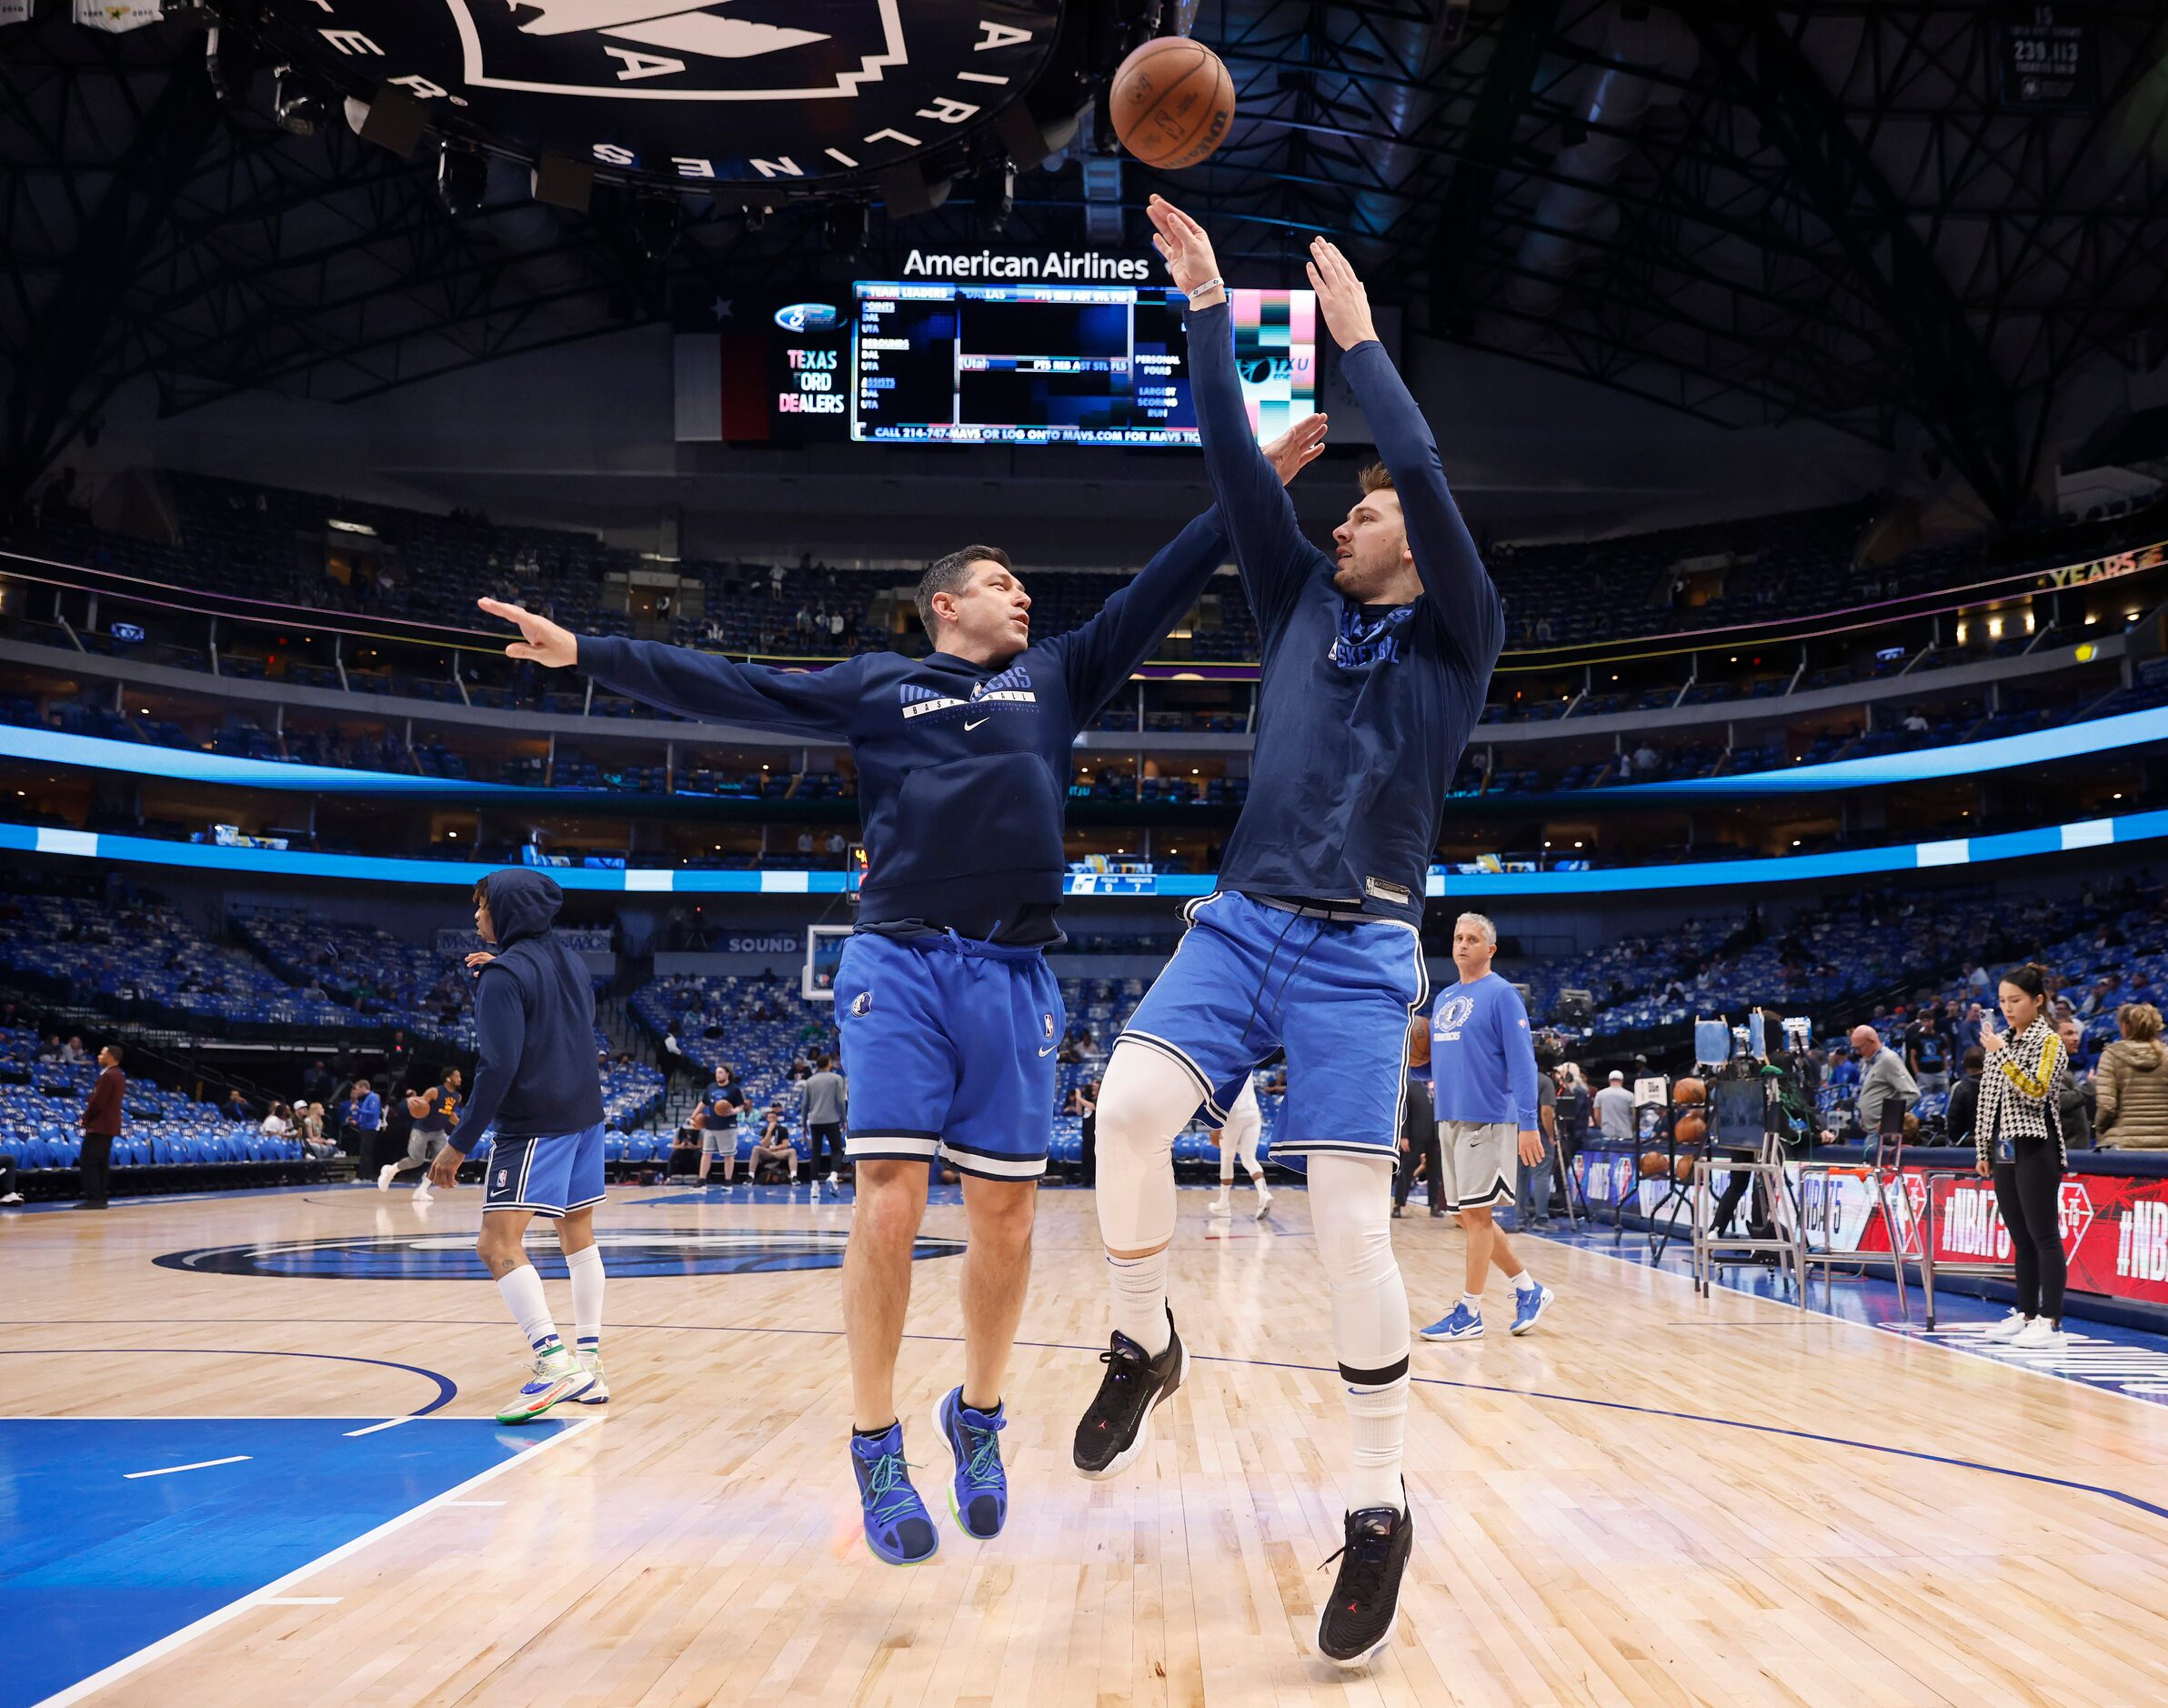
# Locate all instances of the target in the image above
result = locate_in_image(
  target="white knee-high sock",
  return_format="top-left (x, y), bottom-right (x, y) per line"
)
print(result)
top-left (497, 1263), bottom-right (561, 1358)
top-left (1310, 1152), bottom-right (1410, 1513)
top-left (566, 1242), bottom-right (605, 1353)
top-left (1096, 1044), bottom-right (1199, 1356)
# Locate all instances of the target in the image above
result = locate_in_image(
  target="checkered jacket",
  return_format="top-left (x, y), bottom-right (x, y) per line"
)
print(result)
top-left (1974, 1018), bottom-right (2068, 1169)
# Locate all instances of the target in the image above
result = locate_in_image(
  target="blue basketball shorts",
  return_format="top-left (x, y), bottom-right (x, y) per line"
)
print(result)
top-left (1119, 890), bottom-right (1429, 1160)
top-left (481, 1122), bottom-right (607, 1219)
top-left (834, 930), bottom-right (1064, 1181)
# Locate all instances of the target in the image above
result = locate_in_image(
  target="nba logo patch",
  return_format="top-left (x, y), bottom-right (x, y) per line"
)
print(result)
top-left (850, 991), bottom-right (872, 1017)
top-left (1042, 1013), bottom-right (1055, 1040)
top-left (495, 1169), bottom-right (508, 1189)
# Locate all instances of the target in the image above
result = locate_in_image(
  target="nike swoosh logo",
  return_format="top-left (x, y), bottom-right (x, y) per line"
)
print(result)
top-left (964, 718), bottom-right (989, 730)
top-left (1038, 1044), bottom-right (1059, 1057)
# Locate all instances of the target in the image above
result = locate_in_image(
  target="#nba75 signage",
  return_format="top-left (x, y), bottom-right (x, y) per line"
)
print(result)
top-left (266, 2), bottom-right (1063, 186)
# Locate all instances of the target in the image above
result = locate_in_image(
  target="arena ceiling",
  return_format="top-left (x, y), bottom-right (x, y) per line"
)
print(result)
top-left (5, 2), bottom-right (2168, 518)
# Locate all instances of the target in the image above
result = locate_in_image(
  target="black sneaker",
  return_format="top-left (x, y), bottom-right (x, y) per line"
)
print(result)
top-left (1071, 1311), bottom-right (1187, 1480)
top-left (1316, 1491), bottom-right (1413, 1668)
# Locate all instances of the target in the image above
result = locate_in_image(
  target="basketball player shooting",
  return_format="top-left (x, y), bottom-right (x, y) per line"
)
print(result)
top-left (1076, 196), bottom-right (1506, 1668)
top-left (476, 417), bottom-right (1324, 1567)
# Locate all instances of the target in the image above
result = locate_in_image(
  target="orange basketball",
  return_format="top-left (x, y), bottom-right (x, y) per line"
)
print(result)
top-left (1676, 1112), bottom-right (1709, 1146)
top-left (1673, 1076), bottom-right (1707, 1105)
top-left (1407, 1012), bottom-right (1431, 1069)
top-left (1640, 1150), bottom-right (1669, 1180)
top-left (1109, 37), bottom-right (1236, 170)
top-left (1674, 1155), bottom-right (1697, 1182)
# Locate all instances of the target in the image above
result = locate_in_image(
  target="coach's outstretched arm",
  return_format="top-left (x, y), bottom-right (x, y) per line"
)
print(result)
top-left (479, 598), bottom-right (859, 739)
top-left (1056, 414), bottom-right (1327, 718)
top-left (1304, 236), bottom-right (1503, 673)
top-left (1146, 196), bottom-right (1316, 628)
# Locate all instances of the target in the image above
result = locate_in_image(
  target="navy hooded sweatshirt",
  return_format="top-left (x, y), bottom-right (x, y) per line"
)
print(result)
top-left (577, 508), bottom-right (1230, 945)
top-left (448, 869), bottom-right (605, 1150)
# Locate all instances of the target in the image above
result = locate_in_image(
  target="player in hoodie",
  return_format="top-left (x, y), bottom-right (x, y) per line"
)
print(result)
top-left (428, 869), bottom-right (611, 1423)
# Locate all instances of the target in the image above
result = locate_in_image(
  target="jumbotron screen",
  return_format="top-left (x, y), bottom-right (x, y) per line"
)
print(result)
top-left (850, 282), bottom-right (1316, 446)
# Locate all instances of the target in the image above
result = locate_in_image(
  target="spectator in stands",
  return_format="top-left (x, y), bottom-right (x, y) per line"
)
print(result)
top-left (1905, 1010), bottom-right (1950, 1097)
top-left (2094, 1003), bottom-right (2168, 1149)
top-left (298, 1102), bottom-right (336, 1160)
top-left (260, 1102), bottom-right (292, 1139)
top-left (1822, 1024), bottom-right (1918, 1145)
top-left (61, 1035), bottom-right (87, 1065)
top-left (1594, 1070), bottom-right (1634, 1141)
top-left (1945, 1049), bottom-right (1985, 1148)
top-left (1962, 960), bottom-right (1990, 994)
top-left (751, 1105), bottom-right (798, 1181)
top-left (78, 1043), bottom-right (125, 1210)
top-left (37, 1033), bottom-right (63, 1064)
top-left (2056, 1017), bottom-right (2095, 1149)
top-left (223, 1086), bottom-right (251, 1121)
top-left (301, 1059), bottom-right (333, 1110)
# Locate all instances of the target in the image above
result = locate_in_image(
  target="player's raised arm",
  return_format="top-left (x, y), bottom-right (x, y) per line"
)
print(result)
top-left (478, 597), bottom-right (860, 740)
top-left (1055, 414), bottom-right (1327, 718)
top-left (1148, 196), bottom-right (1321, 628)
top-left (1304, 237), bottom-right (1503, 674)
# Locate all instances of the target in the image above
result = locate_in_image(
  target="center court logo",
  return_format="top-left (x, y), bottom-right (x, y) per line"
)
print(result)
top-left (154, 1228), bottom-right (963, 1281)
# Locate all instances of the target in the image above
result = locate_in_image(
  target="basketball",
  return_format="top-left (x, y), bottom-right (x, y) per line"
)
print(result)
top-left (1676, 1112), bottom-right (1709, 1146)
top-left (1407, 1012), bottom-right (1431, 1068)
top-left (1674, 1155), bottom-right (1697, 1182)
top-left (405, 1093), bottom-right (429, 1120)
top-left (1673, 1076), bottom-right (1707, 1105)
top-left (1109, 37), bottom-right (1236, 170)
top-left (1640, 1150), bottom-right (1669, 1180)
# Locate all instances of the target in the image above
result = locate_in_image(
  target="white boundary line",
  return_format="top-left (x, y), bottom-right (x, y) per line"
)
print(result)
top-left (342, 1416), bottom-right (413, 1438)
top-left (1555, 1222), bottom-right (2168, 1414)
top-left (34, 1417), bottom-right (598, 1707)
top-left (122, 1455), bottom-right (249, 1480)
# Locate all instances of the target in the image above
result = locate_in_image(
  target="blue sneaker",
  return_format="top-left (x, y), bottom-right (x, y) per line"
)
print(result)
top-left (1419, 1301), bottom-right (1483, 1341)
top-left (1510, 1283), bottom-right (1555, 1337)
top-left (931, 1386), bottom-right (1009, 1539)
top-left (848, 1423), bottom-right (938, 1565)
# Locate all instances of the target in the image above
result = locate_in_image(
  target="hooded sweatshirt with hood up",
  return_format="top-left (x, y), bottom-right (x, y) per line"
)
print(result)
top-left (448, 869), bottom-right (604, 1151)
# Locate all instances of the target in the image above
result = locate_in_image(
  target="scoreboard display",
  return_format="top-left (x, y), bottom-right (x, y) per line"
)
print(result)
top-left (678, 281), bottom-right (1316, 447)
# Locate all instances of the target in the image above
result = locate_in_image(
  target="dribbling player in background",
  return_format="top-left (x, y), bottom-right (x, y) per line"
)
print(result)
top-left (1078, 196), bottom-right (1505, 1668)
top-left (1205, 1074), bottom-right (1271, 1217)
top-left (379, 1067), bottom-right (461, 1202)
top-left (478, 416), bottom-right (1326, 1564)
top-left (1418, 912), bottom-right (1554, 1341)
top-left (427, 870), bottom-right (614, 1422)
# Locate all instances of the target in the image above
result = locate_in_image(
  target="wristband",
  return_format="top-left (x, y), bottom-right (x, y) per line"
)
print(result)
top-left (1184, 276), bottom-right (1225, 303)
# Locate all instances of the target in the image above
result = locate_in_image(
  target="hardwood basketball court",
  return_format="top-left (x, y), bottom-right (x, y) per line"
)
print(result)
top-left (8, 1180), bottom-right (2168, 1706)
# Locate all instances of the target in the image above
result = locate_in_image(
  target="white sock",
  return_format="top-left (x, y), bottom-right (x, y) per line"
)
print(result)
top-left (497, 1263), bottom-right (561, 1357)
top-left (1504, 1268), bottom-right (1531, 1291)
top-left (1345, 1374), bottom-right (1410, 1513)
top-left (566, 1242), bottom-right (605, 1353)
top-left (1108, 1251), bottom-right (1171, 1356)
top-left (1462, 1291), bottom-right (1484, 1311)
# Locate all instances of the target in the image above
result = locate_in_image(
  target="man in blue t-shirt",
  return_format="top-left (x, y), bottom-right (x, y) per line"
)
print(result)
top-left (1076, 199), bottom-right (1506, 1670)
top-left (1419, 913), bottom-right (1555, 1346)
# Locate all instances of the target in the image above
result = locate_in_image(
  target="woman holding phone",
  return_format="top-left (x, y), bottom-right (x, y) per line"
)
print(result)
top-left (1974, 962), bottom-right (2072, 1348)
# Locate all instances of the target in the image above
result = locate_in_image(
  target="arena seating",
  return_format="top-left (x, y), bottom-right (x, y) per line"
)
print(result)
top-left (0, 1023), bottom-right (314, 1195)
top-left (232, 907), bottom-right (474, 1049)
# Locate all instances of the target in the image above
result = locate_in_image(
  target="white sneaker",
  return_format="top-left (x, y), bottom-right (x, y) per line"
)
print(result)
top-left (1980, 1310), bottom-right (2029, 1343)
top-left (810, 1177), bottom-right (822, 1198)
top-left (494, 1349), bottom-right (595, 1424)
top-left (0, 1191), bottom-right (23, 1205)
top-left (1206, 1191), bottom-right (1232, 1216)
top-left (376, 1163), bottom-right (396, 1191)
top-left (1254, 1186), bottom-right (1274, 1219)
top-left (824, 1173), bottom-right (839, 1187)
top-left (573, 1350), bottom-right (610, 1405)
top-left (2011, 1318), bottom-right (2066, 1351)
top-left (412, 1182), bottom-right (433, 1204)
